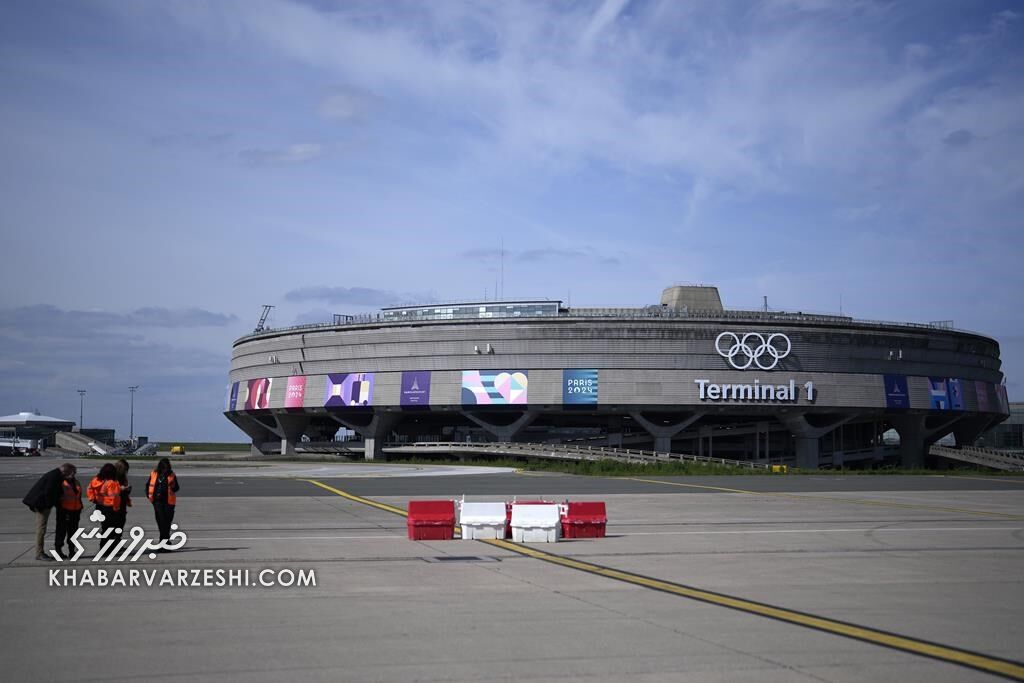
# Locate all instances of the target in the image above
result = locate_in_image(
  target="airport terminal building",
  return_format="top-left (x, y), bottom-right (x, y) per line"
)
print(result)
top-left (225, 286), bottom-right (1011, 469)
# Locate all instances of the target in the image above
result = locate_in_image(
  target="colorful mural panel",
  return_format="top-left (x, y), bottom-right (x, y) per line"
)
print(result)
top-left (244, 378), bottom-right (272, 410)
top-left (996, 384), bottom-right (1010, 414)
top-left (461, 370), bottom-right (528, 405)
top-left (324, 373), bottom-right (374, 407)
top-left (928, 377), bottom-right (949, 410)
top-left (975, 380), bottom-right (991, 413)
top-left (947, 378), bottom-right (965, 411)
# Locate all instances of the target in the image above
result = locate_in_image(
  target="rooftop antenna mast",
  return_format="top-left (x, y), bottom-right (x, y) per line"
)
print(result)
top-left (500, 237), bottom-right (504, 300)
top-left (254, 305), bottom-right (274, 333)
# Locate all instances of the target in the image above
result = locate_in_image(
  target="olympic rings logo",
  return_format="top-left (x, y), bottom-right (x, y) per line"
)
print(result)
top-left (715, 332), bottom-right (791, 370)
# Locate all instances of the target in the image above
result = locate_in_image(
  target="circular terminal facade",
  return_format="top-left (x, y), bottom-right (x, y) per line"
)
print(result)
top-left (226, 287), bottom-right (1009, 468)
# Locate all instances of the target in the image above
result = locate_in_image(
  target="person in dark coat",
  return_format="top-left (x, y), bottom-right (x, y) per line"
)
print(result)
top-left (23, 463), bottom-right (74, 561)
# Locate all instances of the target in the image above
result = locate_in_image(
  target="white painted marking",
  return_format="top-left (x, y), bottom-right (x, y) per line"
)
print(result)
top-left (0, 534), bottom-right (403, 544)
top-left (192, 535), bottom-right (403, 541)
top-left (621, 527), bottom-right (1024, 536)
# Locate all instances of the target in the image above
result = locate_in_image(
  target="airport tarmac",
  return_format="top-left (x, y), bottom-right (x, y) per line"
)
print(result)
top-left (1, 455), bottom-right (1022, 682)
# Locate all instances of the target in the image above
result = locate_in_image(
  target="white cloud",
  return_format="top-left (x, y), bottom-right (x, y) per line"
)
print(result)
top-left (318, 85), bottom-right (377, 121)
top-left (284, 286), bottom-right (407, 307)
top-left (578, 0), bottom-right (630, 54)
top-left (139, 0), bottom-right (1016, 198)
top-left (238, 143), bottom-right (323, 166)
top-left (834, 204), bottom-right (882, 223)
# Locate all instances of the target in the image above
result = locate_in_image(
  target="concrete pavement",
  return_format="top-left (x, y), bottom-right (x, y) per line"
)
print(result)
top-left (0, 456), bottom-right (1022, 681)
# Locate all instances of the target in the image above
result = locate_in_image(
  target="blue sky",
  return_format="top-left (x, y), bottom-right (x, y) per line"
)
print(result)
top-left (1, 0), bottom-right (1021, 441)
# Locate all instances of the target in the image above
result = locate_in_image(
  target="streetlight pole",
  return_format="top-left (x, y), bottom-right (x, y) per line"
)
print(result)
top-left (76, 389), bottom-right (86, 430)
top-left (129, 386), bottom-right (139, 444)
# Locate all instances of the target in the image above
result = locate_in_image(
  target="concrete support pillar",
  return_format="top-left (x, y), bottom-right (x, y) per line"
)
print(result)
top-left (274, 414), bottom-right (309, 459)
top-left (629, 412), bottom-right (704, 454)
top-left (953, 415), bottom-right (995, 447)
top-left (891, 414), bottom-right (965, 468)
top-left (606, 416), bottom-right (624, 448)
top-left (890, 415), bottom-right (927, 469)
top-left (225, 414), bottom-right (277, 457)
top-left (463, 411), bottom-right (539, 442)
top-left (781, 414), bottom-right (854, 470)
top-left (755, 421), bottom-right (770, 460)
top-left (697, 426), bottom-right (710, 458)
top-left (363, 437), bottom-right (383, 461)
top-left (793, 437), bottom-right (820, 470)
top-left (329, 411), bottom-right (400, 461)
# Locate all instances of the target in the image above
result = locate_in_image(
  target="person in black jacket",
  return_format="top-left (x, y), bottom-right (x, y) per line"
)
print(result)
top-left (23, 463), bottom-right (75, 561)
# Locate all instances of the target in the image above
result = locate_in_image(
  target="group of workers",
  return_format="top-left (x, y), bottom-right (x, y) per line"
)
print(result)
top-left (22, 458), bottom-right (180, 561)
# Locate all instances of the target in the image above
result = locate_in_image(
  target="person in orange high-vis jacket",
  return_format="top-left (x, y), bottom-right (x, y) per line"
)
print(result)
top-left (147, 458), bottom-right (180, 544)
top-left (87, 463), bottom-right (122, 538)
top-left (54, 465), bottom-right (83, 558)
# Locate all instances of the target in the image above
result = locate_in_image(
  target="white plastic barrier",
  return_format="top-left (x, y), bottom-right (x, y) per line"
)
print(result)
top-left (510, 503), bottom-right (560, 543)
top-left (459, 502), bottom-right (507, 540)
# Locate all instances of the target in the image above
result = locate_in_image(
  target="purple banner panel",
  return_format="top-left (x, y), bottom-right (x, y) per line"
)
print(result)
top-left (400, 371), bottom-right (431, 406)
top-left (883, 374), bottom-right (909, 409)
top-left (285, 375), bottom-right (307, 409)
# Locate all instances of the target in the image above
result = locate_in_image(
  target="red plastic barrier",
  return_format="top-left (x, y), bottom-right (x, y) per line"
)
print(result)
top-left (561, 501), bottom-right (607, 538)
top-left (407, 500), bottom-right (456, 540)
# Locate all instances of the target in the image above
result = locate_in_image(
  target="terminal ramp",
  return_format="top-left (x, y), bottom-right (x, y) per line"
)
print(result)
top-left (382, 441), bottom-right (772, 470)
top-left (55, 432), bottom-right (112, 455)
top-left (930, 444), bottom-right (1024, 471)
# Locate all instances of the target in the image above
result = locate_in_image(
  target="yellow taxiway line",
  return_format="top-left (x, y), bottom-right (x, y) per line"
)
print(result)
top-left (304, 478), bottom-right (1024, 681)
